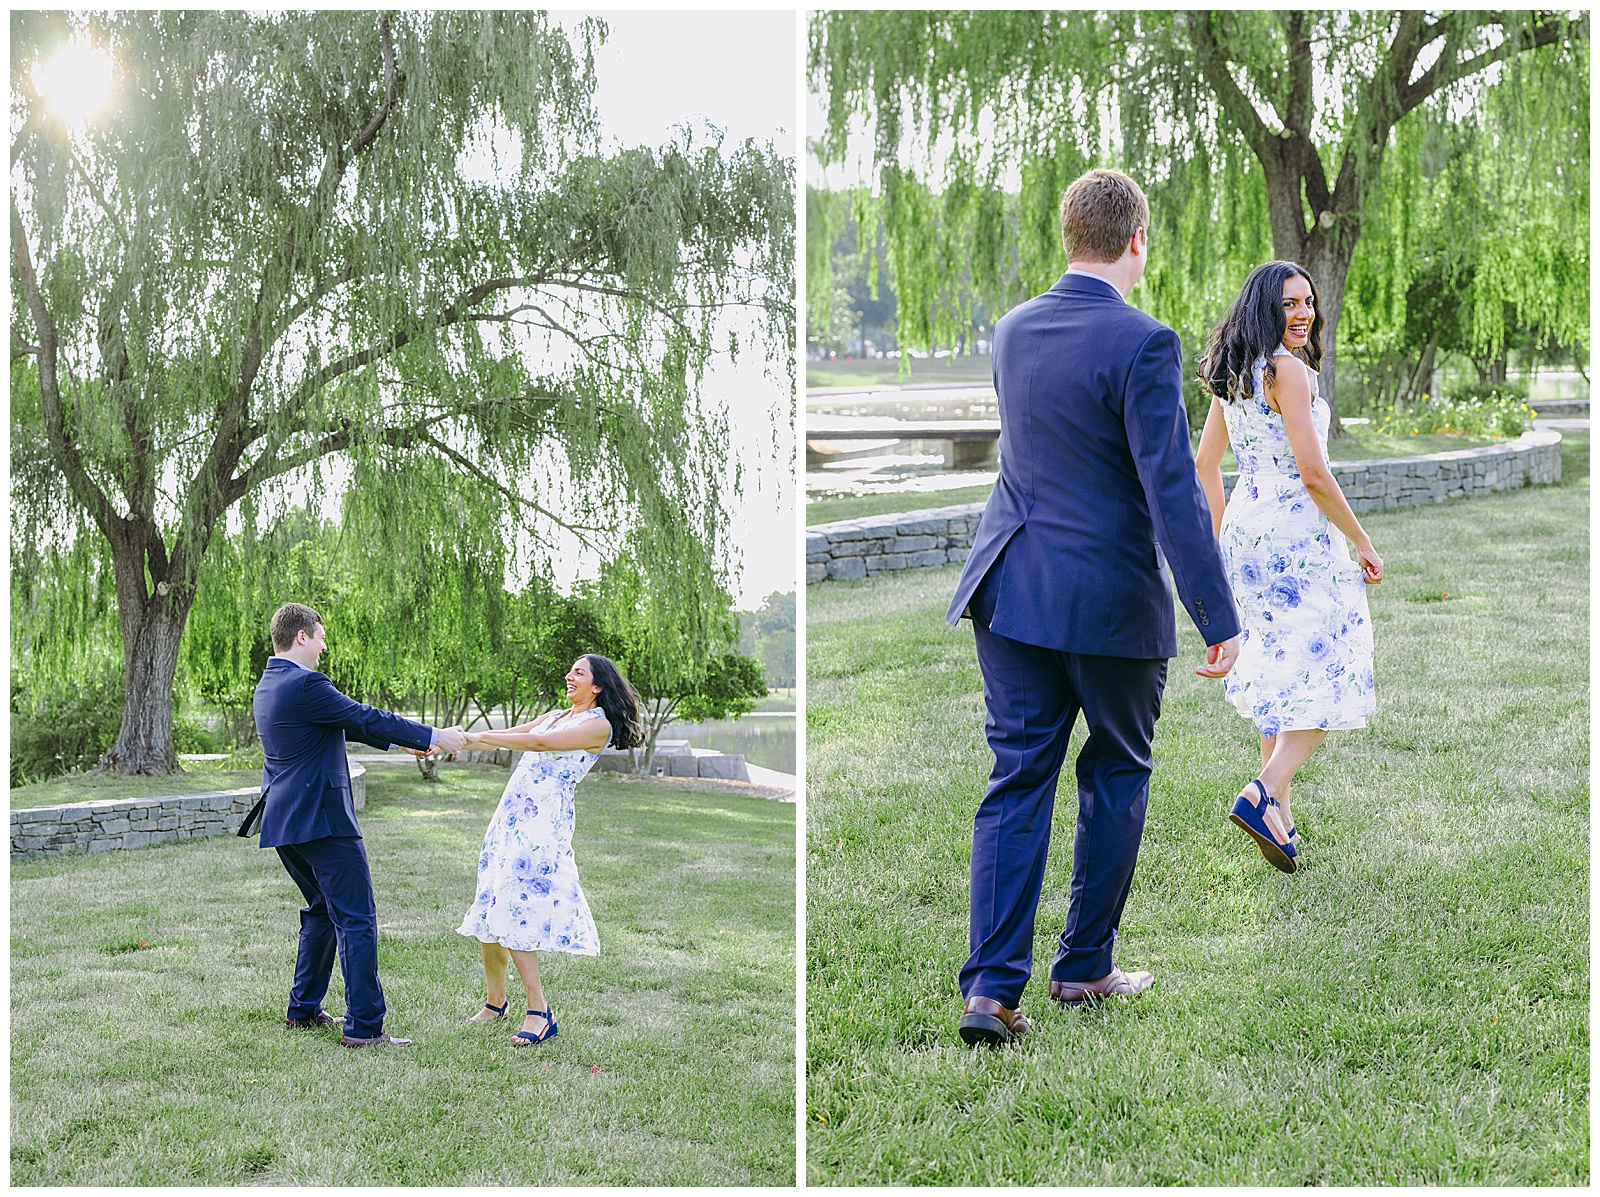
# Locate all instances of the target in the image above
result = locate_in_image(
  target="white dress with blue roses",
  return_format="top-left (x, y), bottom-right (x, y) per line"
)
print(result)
top-left (456, 707), bottom-right (606, 955)
top-left (1219, 346), bottom-right (1376, 734)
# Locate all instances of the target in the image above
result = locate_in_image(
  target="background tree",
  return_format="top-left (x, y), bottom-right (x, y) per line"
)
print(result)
top-left (740, 590), bottom-right (796, 690)
top-left (586, 552), bottom-right (767, 774)
top-left (809, 9), bottom-right (1588, 427)
top-left (11, 9), bottom-right (793, 774)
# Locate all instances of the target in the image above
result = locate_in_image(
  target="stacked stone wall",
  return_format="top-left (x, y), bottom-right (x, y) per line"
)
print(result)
top-left (808, 430), bottom-right (1561, 584)
top-left (11, 763), bottom-right (367, 859)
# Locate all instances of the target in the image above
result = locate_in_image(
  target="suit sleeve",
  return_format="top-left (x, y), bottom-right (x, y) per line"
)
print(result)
top-left (297, 673), bottom-right (435, 752)
top-left (1122, 326), bottom-right (1242, 646)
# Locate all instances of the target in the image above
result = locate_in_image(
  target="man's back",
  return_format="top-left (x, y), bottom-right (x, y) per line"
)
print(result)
top-left (254, 659), bottom-right (362, 846)
top-left (948, 271), bottom-right (1223, 658)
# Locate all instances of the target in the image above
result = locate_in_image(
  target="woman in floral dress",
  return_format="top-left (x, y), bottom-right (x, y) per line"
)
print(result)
top-left (1194, 261), bottom-right (1383, 873)
top-left (453, 654), bottom-right (643, 1045)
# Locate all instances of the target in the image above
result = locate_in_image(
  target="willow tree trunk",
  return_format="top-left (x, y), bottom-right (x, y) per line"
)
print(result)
top-left (99, 545), bottom-right (198, 775)
top-left (1302, 240), bottom-right (1354, 438)
top-left (1259, 145), bottom-right (1361, 438)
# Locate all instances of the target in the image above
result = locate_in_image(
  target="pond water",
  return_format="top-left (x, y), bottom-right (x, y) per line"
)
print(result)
top-left (812, 384), bottom-right (998, 499)
top-left (806, 384), bottom-right (999, 501)
top-left (658, 712), bottom-right (795, 773)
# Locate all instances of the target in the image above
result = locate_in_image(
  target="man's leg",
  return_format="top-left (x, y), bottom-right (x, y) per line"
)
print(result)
top-left (961, 621), bottom-right (1079, 1009)
top-left (293, 837), bottom-right (387, 1040)
top-left (275, 843), bottom-right (338, 1022)
top-left (1048, 654), bottom-right (1167, 984)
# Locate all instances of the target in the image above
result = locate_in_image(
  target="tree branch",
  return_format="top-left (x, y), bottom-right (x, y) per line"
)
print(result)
top-left (1398, 12), bottom-right (1574, 117)
top-left (11, 214), bottom-right (116, 536)
top-left (1186, 11), bottom-right (1272, 157)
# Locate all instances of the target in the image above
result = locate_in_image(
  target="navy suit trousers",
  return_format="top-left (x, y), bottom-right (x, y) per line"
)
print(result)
top-left (961, 568), bottom-right (1167, 1008)
top-left (275, 837), bottom-right (386, 1039)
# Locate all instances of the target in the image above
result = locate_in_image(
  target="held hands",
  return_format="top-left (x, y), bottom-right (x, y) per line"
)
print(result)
top-left (403, 727), bottom-right (469, 758)
top-left (1195, 634), bottom-right (1240, 679)
top-left (1356, 541), bottom-right (1384, 585)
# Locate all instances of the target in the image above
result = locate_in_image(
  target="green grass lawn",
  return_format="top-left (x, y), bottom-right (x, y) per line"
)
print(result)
top-left (808, 484), bottom-right (999, 527)
top-left (12, 766), bottom-right (796, 1185)
top-left (806, 430), bottom-right (1507, 527)
top-left (10, 767), bottom-right (264, 809)
top-left (807, 355), bottom-right (995, 390)
top-left (805, 435), bottom-right (1588, 1184)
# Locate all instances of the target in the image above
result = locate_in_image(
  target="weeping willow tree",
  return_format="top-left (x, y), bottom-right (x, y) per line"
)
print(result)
top-left (11, 10), bottom-right (794, 773)
top-left (809, 10), bottom-right (1588, 427)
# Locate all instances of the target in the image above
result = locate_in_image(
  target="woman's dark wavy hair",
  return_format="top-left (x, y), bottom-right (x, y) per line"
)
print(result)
top-left (582, 654), bottom-right (644, 751)
top-left (1199, 260), bottom-right (1323, 403)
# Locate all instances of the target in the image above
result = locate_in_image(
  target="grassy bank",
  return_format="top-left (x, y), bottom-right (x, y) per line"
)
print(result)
top-left (12, 767), bottom-right (796, 1185)
top-left (805, 434), bottom-right (1588, 1184)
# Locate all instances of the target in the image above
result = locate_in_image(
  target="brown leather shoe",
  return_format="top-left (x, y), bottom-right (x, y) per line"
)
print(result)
top-left (958, 995), bottom-right (1032, 1047)
top-left (339, 1030), bottom-right (413, 1048)
top-left (286, 1010), bottom-right (339, 1029)
top-left (1049, 966), bottom-right (1156, 1007)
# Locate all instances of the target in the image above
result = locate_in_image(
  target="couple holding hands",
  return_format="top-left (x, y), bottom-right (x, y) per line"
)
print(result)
top-left (244, 601), bottom-right (643, 1049)
top-left (950, 169), bottom-right (1383, 1047)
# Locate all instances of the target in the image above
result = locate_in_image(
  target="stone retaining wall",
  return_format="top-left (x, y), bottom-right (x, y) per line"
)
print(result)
top-left (808, 429), bottom-right (1562, 584)
top-left (1533, 398), bottom-right (1588, 416)
top-left (11, 764), bottom-right (366, 860)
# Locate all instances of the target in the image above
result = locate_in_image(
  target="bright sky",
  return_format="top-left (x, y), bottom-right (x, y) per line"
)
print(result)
top-left (556, 10), bottom-right (797, 608)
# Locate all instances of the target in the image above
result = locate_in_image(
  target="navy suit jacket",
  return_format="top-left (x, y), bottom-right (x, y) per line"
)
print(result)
top-left (946, 272), bottom-right (1240, 657)
top-left (249, 658), bottom-right (434, 848)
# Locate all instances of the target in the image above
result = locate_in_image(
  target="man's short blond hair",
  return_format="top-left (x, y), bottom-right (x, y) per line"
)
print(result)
top-left (1060, 169), bottom-right (1149, 264)
top-left (270, 602), bottom-right (323, 652)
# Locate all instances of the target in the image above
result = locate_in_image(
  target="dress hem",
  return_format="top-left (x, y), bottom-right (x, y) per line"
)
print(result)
top-left (456, 926), bottom-right (600, 956)
top-left (1225, 696), bottom-right (1370, 733)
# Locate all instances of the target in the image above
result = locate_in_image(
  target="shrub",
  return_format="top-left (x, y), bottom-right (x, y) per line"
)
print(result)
top-left (10, 671), bottom-right (125, 786)
top-left (12, 676), bottom-right (227, 785)
top-left (1374, 382), bottom-right (1535, 439)
top-left (173, 716), bottom-right (223, 755)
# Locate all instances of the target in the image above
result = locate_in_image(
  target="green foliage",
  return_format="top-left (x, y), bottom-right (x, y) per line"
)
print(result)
top-left (9, 670), bottom-right (125, 786)
top-left (1373, 382), bottom-right (1535, 439)
top-left (740, 591), bottom-right (796, 689)
top-left (678, 652), bottom-right (768, 723)
top-left (809, 11), bottom-right (1589, 413)
top-left (10, 10), bottom-right (793, 768)
top-left (583, 549), bottom-right (765, 769)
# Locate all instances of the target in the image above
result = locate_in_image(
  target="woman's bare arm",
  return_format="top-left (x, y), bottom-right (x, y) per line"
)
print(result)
top-left (1193, 395), bottom-right (1230, 538)
top-left (1269, 362), bottom-right (1384, 584)
top-left (463, 717), bottom-right (610, 754)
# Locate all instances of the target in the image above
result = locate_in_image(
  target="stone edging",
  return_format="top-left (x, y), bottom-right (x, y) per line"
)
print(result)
top-left (10, 763), bottom-right (367, 860)
top-left (808, 429), bottom-right (1562, 584)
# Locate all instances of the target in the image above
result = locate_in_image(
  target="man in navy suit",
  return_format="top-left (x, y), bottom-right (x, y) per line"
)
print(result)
top-left (946, 170), bottom-right (1241, 1046)
top-left (244, 602), bottom-right (467, 1047)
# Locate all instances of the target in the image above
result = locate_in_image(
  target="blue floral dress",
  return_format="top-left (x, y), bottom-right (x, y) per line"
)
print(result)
top-left (1218, 347), bottom-right (1376, 734)
top-left (456, 707), bottom-right (607, 955)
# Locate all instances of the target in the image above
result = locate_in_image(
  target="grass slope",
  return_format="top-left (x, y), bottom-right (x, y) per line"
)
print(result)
top-left (805, 434), bottom-right (1588, 1185)
top-left (12, 767), bottom-right (795, 1185)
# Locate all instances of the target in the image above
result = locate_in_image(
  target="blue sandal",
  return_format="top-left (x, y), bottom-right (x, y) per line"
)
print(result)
top-left (1229, 779), bottom-right (1298, 874)
top-left (464, 999), bottom-right (509, 1025)
top-left (512, 1007), bottom-right (557, 1047)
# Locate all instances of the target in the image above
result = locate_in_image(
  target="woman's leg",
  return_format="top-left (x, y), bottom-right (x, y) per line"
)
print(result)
top-left (1245, 729), bottom-right (1326, 842)
top-left (467, 940), bottom-right (512, 1020)
top-left (1259, 732), bottom-right (1295, 837)
top-left (509, 948), bottom-right (550, 1035)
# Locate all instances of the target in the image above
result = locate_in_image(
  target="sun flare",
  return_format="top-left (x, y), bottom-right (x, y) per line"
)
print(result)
top-left (31, 40), bottom-right (115, 124)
